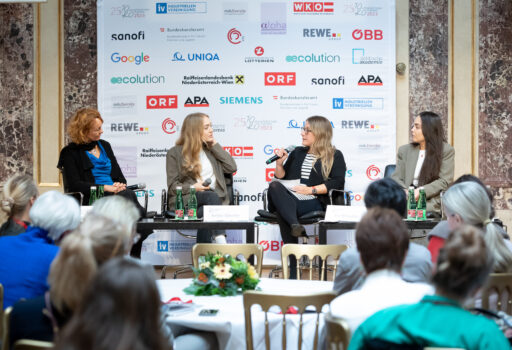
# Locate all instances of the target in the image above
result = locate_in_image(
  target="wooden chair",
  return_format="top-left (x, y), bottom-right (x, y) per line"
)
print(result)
top-left (13, 340), bottom-right (54, 350)
top-left (281, 244), bottom-right (348, 280)
top-left (324, 313), bottom-right (351, 350)
top-left (192, 243), bottom-right (263, 276)
top-left (480, 272), bottom-right (512, 313)
top-left (243, 291), bottom-right (336, 350)
top-left (0, 283), bottom-right (3, 341)
top-left (2, 307), bottom-right (12, 350)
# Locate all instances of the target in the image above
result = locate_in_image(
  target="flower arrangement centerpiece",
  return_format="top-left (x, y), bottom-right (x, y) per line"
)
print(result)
top-left (184, 253), bottom-right (260, 296)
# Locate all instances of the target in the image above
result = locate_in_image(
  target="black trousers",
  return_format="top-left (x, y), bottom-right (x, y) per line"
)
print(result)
top-left (267, 181), bottom-right (323, 278)
top-left (196, 190), bottom-right (223, 243)
top-left (105, 188), bottom-right (146, 217)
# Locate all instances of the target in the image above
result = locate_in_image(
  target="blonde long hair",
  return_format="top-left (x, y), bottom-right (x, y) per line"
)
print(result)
top-left (176, 113), bottom-right (208, 179)
top-left (308, 116), bottom-right (335, 179)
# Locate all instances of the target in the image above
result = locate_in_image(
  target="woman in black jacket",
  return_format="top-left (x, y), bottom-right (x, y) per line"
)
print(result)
top-left (57, 108), bottom-right (142, 213)
top-left (268, 115), bottom-right (346, 278)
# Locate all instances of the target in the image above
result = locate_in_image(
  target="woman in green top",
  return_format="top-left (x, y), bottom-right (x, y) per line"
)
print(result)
top-left (349, 225), bottom-right (510, 350)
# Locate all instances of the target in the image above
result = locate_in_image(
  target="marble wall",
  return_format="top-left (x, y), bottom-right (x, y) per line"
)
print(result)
top-left (0, 4), bottom-right (34, 180)
top-left (479, 0), bottom-right (512, 209)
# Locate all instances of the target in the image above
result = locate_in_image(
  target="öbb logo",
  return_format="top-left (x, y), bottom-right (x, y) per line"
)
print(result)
top-left (259, 240), bottom-right (284, 252)
top-left (265, 72), bottom-right (296, 86)
top-left (352, 29), bottom-right (383, 40)
top-left (146, 95), bottom-right (177, 109)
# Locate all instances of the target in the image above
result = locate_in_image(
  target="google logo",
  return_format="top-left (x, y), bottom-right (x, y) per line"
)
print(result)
top-left (111, 52), bottom-right (149, 65)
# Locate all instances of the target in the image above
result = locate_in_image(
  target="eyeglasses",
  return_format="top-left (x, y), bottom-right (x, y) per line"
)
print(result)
top-left (300, 127), bottom-right (312, 134)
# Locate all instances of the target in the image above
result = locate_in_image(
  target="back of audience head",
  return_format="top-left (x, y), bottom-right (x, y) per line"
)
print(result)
top-left (364, 178), bottom-right (406, 217)
top-left (29, 191), bottom-right (81, 242)
top-left (443, 181), bottom-right (512, 272)
top-left (1, 174), bottom-right (39, 221)
top-left (55, 258), bottom-right (168, 350)
top-left (356, 207), bottom-right (409, 274)
top-left (49, 214), bottom-right (128, 314)
top-left (433, 225), bottom-right (494, 300)
top-left (452, 173), bottom-right (495, 219)
top-left (91, 196), bottom-right (140, 252)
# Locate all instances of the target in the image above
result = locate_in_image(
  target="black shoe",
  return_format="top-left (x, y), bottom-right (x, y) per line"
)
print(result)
top-left (291, 224), bottom-right (307, 238)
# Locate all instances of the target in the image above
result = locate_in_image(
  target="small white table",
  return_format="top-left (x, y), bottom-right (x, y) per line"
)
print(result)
top-left (157, 278), bottom-right (334, 350)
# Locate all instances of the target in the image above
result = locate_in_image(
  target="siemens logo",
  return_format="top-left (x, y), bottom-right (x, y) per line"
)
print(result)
top-left (219, 97), bottom-right (263, 104)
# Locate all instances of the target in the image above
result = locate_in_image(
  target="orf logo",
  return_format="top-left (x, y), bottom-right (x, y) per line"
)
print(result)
top-left (265, 72), bottom-right (296, 86)
top-left (254, 46), bottom-right (264, 56)
top-left (147, 95), bottom-right (177, 109)
top-left (227, 28), bottom-right (243, 44)
top-left (162, 118), bottom-right (177, 134)
top-left (366, 165), bottom-right (381, 180)
top-left (352, 29), bottom-right (383, 40)
top-left (358, 75), bottom-right (383, 86)
top-left (265, 168), bottom-right (275, 182)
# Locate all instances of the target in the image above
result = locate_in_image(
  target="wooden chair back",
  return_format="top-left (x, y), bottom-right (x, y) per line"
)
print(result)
top-left (2, 307), bottom-right (12, 350)
top-left (324, 313), bottom-right (351, 350)
top-left (281, 244), bottom-right (348, 280)
top-left (481, 272), bottom-right (512, 313)
top-left (243, 291), bottom-right (336, 350)
top-left (13, 340), bottom-right (54, 350)
top-left (192, 243), bottom-right (264, 276)
top-left (0, 283), bottom-right (3, 341)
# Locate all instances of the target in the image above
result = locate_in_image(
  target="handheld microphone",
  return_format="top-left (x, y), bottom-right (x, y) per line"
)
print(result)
top-left (266, 145), bottom-right (296, 164)
top-left (126, 183), bottom-right (146, 190)
top-left (202, 178), bottom-right (212, 187)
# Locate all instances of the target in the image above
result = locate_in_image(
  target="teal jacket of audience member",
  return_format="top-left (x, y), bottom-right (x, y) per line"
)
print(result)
top-left (0, 226), bottom-right (59, 309)
top-left (348, 295), bottom-right (509, 350)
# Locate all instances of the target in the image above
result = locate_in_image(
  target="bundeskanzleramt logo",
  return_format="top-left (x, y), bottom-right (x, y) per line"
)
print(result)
top-left (332, 98), bottom-right (384, 109)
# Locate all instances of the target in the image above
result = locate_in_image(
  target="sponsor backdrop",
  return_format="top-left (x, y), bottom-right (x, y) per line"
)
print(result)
top-left (97, 0), bottom-right (396, 265)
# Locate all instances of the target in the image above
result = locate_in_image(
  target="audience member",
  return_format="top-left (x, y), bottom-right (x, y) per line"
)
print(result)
top-left (0, 191), bottom-right (80, 308)
top-left (9, 214), bottom-right (129, 345)
top-left (348, 226), bottom-right (509, 349)
top-left (428, 174), bottom-right (511, 263)
top-left (0, 174), bottom-right (39, 236)
top-left (333, 178), bottom-right (432, 295)
top-left (330, 208), bottom-right (433, 332)
top-left (54, 258), bottom-right (170, 350)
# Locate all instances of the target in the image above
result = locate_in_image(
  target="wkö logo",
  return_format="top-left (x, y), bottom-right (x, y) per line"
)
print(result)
top-left (146, 95), bottom-right (178, 109)
top-left (223, 146), bottom-right (254, 158)
top-left (358, 75), bottom-right (383, 86)
top-left (156, 2), bottom-right (207, 14)
top-left (111, 52), bottom-right (149, 65)
top-left (293, 2), bottom-right (334, 13)
top-left (219, 96), bottom-right (263, 105)
top-left (303, 28), bottom-right (340, 39)
top-left (332, 98), bottom-right (384, 110)
top-left (184, 96), bottom-right (209, 107)
top-left (171, 52), bottom-right (220, 62)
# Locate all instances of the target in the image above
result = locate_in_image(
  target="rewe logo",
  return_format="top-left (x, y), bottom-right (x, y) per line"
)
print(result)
top-left (146, 95), bottom-right (177, 109)
top-left (340, 120), bottom-right (379, 129)
top-left (303, 28), bottom-right (339, 38)
top-left (293, 2), bottom-right (334, 13)
top-left (352, 29), bottom-right (383, 40)
top-left (264, 72), bottom-right (296, 86)
top-left (110, 123), bottom-right (147, 132)
top-left (184, 96), bottom-right (209, 107)
top-left (162, 118), bottom-right (177, 134)
top-left (358, 75), bottom-right (383, 86)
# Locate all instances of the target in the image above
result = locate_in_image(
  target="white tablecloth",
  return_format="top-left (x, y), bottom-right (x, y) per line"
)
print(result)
top-left (157, 278), bottom-right (334, 350)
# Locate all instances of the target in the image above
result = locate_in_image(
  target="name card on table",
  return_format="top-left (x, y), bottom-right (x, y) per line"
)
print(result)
top-left (203, 205), bottom-right (250, 222)
top-left (324, 205), bottom-right (367, 222)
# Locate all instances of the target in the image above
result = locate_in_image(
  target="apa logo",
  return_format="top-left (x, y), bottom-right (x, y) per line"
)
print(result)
top-left (223, 146), bottom-right (254, 158)
top-left (259, 240), bottom-right (284, 252)
top-left (264, 72), bottom-right (296, 86)
top-left (352, 29), bottom-right (383, 40)
top-left (162, 118), bottom-right (177, 134)
top-left (366, 165), bottom-right (381, 180)
top-left (227, 28), bottom-right (243, 44)
top-left (293, 2), bottom-right (334, 13)
top-left (147, 95), bottom-right (177, 109)
top-left (184, 96), bottom-right (209, 107)
top-left (265, 168), bottom-right (275, 182)
top-left (358, 75), bottom-right (383, 86)
top-left (254, 46), bottom-right (264, 56)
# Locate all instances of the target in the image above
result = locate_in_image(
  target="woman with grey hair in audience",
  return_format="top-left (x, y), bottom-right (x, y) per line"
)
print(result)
top-left (0, 191), bottom-right (81, 308)
top-left (0, 174), bottom-right (39, 236)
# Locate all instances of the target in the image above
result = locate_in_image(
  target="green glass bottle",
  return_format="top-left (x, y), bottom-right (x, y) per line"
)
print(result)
top-left (187, 187), bottom-right (198, 220)
top-left (416, 187), bottom-right (427, 221)
top-left (175, 186), bottom-right (184, 220)
top-left (407, 186), bottom-right (416, 220)
top-left (97, 185), bottom-right (104, 199)
top-left (89, 186), bottom-right (97, 206)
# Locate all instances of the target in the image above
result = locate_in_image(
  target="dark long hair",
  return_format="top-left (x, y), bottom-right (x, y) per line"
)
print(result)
top-left (54, 258), bottom-right (169, 350)
top-left (414, 111), bottom-right (444, 185)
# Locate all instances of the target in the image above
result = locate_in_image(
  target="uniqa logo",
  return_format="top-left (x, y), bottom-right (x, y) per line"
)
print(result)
top-left (171, 52), bottom-right (220, 61)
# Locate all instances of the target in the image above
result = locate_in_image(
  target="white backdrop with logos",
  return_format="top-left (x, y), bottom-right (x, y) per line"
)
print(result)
top-left (97, 0), bottom-right (396, 265)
